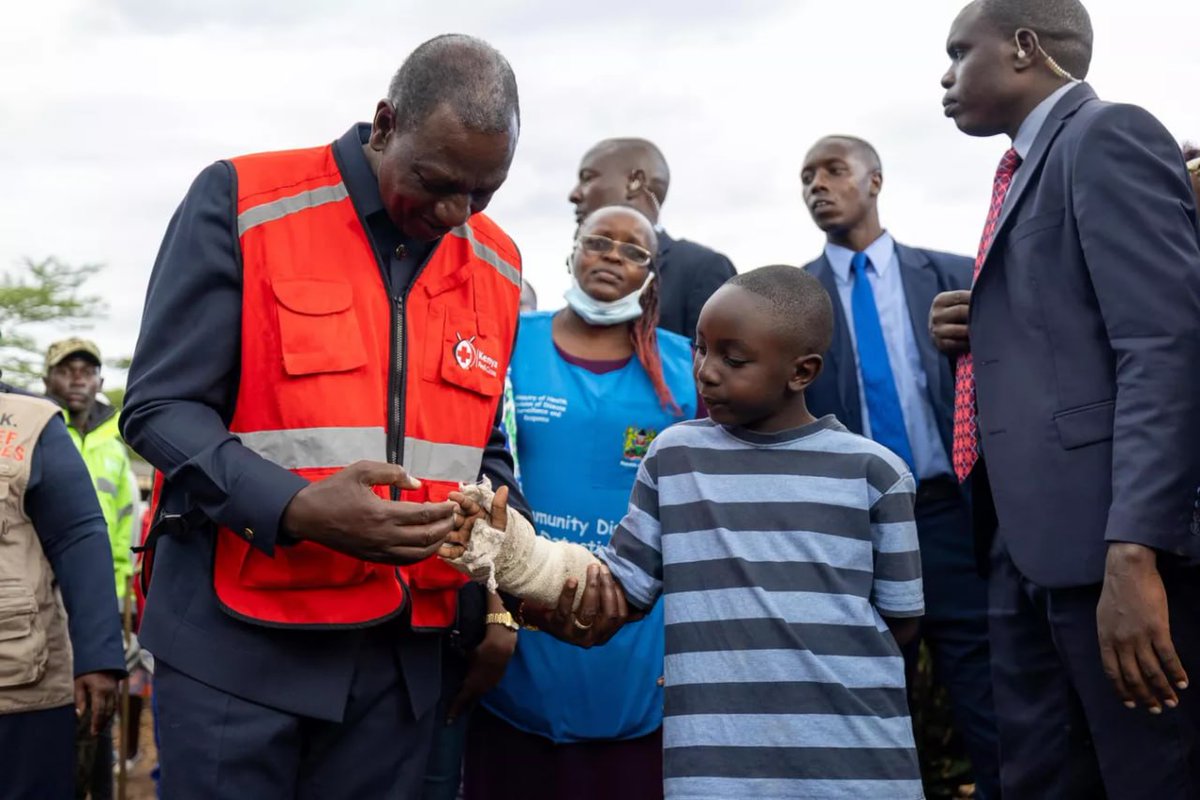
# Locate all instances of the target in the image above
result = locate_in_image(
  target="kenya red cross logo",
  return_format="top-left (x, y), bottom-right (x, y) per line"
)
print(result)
top-left (454, 333), bottom-right (477, 370)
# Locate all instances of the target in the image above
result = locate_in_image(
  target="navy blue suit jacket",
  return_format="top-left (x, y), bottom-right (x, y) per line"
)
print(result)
top-left (970, 83), bottom-right (1200, 587)
top-left (805, 244), bottom-right (972, 460)
top-left (655, 230), bottom-right (736, 342)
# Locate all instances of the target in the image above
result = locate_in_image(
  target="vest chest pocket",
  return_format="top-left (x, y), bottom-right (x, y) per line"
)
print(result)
top-left (0, 581), bottom-right (47, 688)
top-left (432, 305), bottom-right (506, 398)
top-left (272, 280), bottom-right (368, 376)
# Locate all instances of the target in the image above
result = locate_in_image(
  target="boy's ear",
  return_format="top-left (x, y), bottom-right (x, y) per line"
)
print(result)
top-left (788, 353), bottom-right (824, 393)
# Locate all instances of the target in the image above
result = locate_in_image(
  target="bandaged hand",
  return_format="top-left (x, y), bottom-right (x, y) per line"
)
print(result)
top-left (440, 480), bottom-right (601, 610)
top-left (441, 484), bottom-right (510, 564)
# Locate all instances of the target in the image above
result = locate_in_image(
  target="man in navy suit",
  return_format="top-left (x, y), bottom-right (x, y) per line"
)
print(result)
top-left (801, 135), bottom-right (999, 799)
top-left (568, 138), bottom-right (736, 341)
top-left (932, 0), bottom-right (1200, 795)
top-left (122, 37), bottom-right (528, 799)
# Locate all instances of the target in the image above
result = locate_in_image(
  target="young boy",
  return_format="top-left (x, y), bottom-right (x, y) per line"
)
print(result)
top-left (444, 265), bottom-right (925, 799)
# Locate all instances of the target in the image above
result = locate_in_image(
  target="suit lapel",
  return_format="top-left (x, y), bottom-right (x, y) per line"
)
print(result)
top-left (895, 244), bottom-right (943, 406)
top-left (982, 83), bottom-right (1096, 266)
top-left (809, 255), bottom-right (861, 430)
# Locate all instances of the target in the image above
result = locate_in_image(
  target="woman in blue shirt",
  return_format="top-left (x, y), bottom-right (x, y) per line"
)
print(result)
top-left (462, 206), bottom-right (697, 800)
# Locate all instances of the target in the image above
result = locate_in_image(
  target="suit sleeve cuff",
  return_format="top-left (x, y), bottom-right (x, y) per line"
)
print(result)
top-left (74, 655), bottom-right (129, 680)
top-left (1104, 507), bottom-right (1200, 560)
top-left (223, 459), bottom-right (309, 556)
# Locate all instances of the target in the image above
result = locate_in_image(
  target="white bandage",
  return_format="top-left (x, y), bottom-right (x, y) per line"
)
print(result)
top-left (442, 481), bottom-right (600, 610)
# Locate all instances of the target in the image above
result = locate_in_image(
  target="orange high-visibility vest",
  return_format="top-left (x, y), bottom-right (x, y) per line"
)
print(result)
top-left (211, 142), bottom-right (520, 630)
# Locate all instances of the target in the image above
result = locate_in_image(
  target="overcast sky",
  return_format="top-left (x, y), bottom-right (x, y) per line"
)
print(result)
top-left (2, 0), bottom-right (1196, 386)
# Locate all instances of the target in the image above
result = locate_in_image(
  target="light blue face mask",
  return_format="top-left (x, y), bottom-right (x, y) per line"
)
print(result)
top-left (563, 272), bottom-right (654, 326)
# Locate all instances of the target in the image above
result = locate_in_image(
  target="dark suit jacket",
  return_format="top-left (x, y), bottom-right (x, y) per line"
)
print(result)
top-left (805, 244), bottom-right (972, 461)
top-left (655, 230), bottom-right (737, 341)
top-left (971, 83), bottom-right (1200, 588)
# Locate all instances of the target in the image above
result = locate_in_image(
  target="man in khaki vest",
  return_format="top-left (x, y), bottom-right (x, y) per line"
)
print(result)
top-left (0, 381), bottom-right (126, 798)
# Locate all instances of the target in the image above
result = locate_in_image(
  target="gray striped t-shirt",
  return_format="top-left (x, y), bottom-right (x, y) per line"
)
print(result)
top-left (602, 416), bottom-right (924, 800)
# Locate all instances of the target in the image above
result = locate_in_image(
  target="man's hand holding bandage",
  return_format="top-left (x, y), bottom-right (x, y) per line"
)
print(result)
top-left (440, 482), bottom-right (632, 647)
top-left (441, 480), bottom-right (599, 608)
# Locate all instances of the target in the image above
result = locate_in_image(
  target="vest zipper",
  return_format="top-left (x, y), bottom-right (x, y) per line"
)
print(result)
top-left (387, 292), bottom-right (412, 623)
top-left (386, 245), bottom-right (436, 496)
top-left (390, 294), bottom-right (405, 495)
top-left (381, 242), bottom-right (435, 624)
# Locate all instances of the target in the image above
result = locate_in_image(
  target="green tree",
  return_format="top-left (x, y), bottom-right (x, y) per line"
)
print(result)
top-left (0, 257), bottom-right (107, 386)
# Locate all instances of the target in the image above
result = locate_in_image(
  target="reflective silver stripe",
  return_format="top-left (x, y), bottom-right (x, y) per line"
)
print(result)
top-left (95, 478), bottom-right (119, 496)
top-left (450, 225), bottom-right (521, 289)
top-left (237, 427), bottom-right (479, 482)
top-left (238, 426), bottom-right (386, 470)
top-left (117, 504), bottom-right (135, 521)
top-left (237, 183), bottom-right (350, 236)
top-left (403, 438), bottom-right (483, 484)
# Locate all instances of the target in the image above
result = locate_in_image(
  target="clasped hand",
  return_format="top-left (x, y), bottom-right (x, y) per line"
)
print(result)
top-left (929, 289), bottom-right (972, 356)
top-left (441, 487), bottom-right (634, 648)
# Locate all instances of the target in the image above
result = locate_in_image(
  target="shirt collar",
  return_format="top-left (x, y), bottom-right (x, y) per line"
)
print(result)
top-left (332, 123), bottom-right (386, 219)
top-left (824, 231), bottom-right (896, 285)
top-left (1012, 81), bottom-right (1079, 160)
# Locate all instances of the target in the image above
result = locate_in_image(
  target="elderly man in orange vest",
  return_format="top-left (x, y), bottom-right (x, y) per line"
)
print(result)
top-left (122, 34), bottom-right (528, 798)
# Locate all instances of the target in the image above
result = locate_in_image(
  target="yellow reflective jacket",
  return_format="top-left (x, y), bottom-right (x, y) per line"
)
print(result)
top-left (64, 402), bottom-right (138, 601)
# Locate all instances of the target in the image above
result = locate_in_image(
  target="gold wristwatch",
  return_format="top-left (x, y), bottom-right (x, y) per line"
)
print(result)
top-left (485, 611), bottom-right (520, 632)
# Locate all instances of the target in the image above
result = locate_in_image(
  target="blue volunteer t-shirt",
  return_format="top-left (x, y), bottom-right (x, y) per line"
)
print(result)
top-left (484, 311), bottom-right (697, 742)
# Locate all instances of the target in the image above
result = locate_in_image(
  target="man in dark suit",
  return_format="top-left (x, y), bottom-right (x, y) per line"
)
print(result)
top-left (932, 1), bottom-right (1200, 796)
top-left (568, 138), bottom-right (736, 341)
top-left (801, 135), bottom-right (999, 799)
top-left (122, 36), bottom-right (528, 798)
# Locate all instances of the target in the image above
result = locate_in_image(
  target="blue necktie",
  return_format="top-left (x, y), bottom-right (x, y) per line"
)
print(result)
top-left (850, 252), bottom-right (914, 470)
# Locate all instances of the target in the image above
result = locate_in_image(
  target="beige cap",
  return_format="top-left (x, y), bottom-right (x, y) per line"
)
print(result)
top-left (45, 337), bottom-right (102, 373)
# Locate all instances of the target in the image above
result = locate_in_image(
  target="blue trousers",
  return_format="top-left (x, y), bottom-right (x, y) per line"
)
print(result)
top-left (990, 534), bottom-right (1200, 798)
top-left (912, 488), bottom-right (1000, 800)
top-left (0, 704), bottom-right (76, 800)
top-left (155, 647), bottom-right (436, 799)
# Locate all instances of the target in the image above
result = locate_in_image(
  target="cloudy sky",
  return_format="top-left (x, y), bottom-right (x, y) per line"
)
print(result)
top-left (2, 0), bottom-right (1196, 385)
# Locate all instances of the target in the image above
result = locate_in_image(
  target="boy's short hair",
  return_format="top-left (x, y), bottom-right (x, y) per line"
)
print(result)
top-left (728, 265), bottom-right (834, 354)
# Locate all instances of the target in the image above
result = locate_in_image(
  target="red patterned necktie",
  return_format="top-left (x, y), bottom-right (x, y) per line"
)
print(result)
top-left (952, 148), bottom-right (1022, 482)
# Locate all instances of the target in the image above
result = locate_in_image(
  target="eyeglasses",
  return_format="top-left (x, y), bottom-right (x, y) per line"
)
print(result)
top-left (1187, 157), bottom-right (1200, 176)
top-left (577, 234), bottom-right (654, 267)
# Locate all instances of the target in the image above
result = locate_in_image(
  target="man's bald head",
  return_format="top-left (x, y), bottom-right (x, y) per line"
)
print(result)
top-left (569, 137), bottom-right (671, 224)
top-left (585, 138), bottom-right (670, 203)
top-left (388, 34), bottom-right (519, 135)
